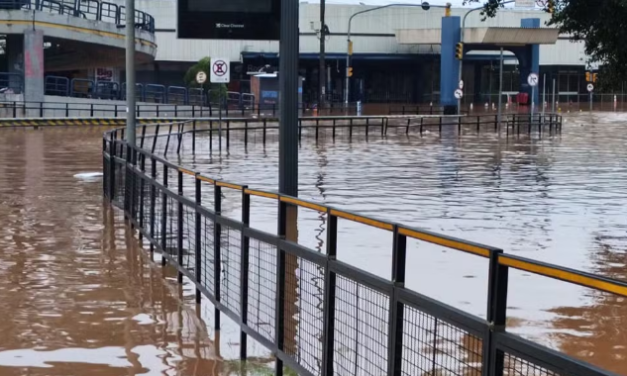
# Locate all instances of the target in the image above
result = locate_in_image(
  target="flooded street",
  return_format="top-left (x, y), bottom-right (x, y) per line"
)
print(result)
top-left (1, 112), bottom-right (627, 375)
top-left (0, 128), bottom-right (249, 376)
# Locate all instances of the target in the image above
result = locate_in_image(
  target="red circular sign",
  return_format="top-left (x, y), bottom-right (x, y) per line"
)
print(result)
top-left (212, 60), bottom-right (228, 76)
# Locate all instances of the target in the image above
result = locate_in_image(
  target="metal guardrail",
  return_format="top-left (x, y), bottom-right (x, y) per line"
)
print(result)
top-left (97, 113), bottom-right (614, 376)
top-left (0, 0), bottom-right (155, 32)
top-left (0, 101), bottom-right (360, 118)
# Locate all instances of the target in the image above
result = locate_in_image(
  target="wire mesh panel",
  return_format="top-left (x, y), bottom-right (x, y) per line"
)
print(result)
top-left (181, 203), bottom-right (197, 274)
top-left (334, 275), bottom-right (389, 376)
top-left (220, 225), bottom-right (242, 315)
top-left (200, 214), bottom-right (215, 296)
top-left (503, 353), bottom-right (561, 376)
top-left (247, 238), bottom-right (277, 342)
top-left (283, 256), bottom-right (325, 376)
top-left (402, 305), bottom-right (483, 376)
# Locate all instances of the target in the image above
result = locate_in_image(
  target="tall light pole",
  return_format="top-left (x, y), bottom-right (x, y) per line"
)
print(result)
top-left (125, 0), bottom-right (136, 147)
top-left (459, 0), bottom-right (515, 114)
top-left (344, 2), bottom-right (444, 104)
top-left (319, 0), bottom-right (326, 108)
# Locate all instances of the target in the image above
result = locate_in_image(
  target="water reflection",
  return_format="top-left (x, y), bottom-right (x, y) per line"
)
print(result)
top-left (0, 128), bottom-right (231, 376)
top-left (166, 112), bottom-right (627, 373)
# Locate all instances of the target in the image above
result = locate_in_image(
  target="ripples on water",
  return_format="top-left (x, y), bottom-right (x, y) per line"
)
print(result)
top-left (2, 113), bottom-right (627, 375)
top-left (0, 128), bottom-right (267, 376)
top-left (164, 112), bottom-right (627, 374)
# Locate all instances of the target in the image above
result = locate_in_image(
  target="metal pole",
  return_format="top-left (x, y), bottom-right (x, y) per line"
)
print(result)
top-left (125, 0), bottom-right (136, 146)
top-left (531, 86), bottom-right (535, 115)
top-left (219, 90), bottom-right (222, 152)
top-left (497, 47), bottom-right (503, 131)
top-left (345, 26), bottom-right (351, 104)
top-left (589, 91), bottom-right (593, 112)
top-left (551, 78), bottom-right (556, 113)
top-left (319, 0), bottom-right (326, 109)
top-left (542, 74), bottom-right (546, 123)
top-left (344, 3), bottom-right (450, 104)
top-left (279, 0), bottom-right (298, 197)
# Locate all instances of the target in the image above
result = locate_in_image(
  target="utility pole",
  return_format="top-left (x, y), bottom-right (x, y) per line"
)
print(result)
top-left (319, 0), bottom-right (326, 109)
top-left (125, 0), bottom-right (136, 147)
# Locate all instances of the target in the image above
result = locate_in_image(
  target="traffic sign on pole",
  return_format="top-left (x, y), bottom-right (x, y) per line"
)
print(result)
top-left (196, 71), bottom-right (207, 84)
top-left (587, 83), bottom-right (594, 92)
top-left (210, 58), bottom-right (230, 83)
top-left (527, 73), bottom-right (539, 87)
top-left (454, 89), bottom-right (463, 99)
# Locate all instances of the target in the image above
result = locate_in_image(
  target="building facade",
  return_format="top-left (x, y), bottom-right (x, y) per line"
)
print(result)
top-left (133, 1), bottom-right (593, 104)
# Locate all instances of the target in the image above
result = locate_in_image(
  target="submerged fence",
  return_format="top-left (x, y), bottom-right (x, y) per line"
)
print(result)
top-left (102, 116), bottom-right (619, 376)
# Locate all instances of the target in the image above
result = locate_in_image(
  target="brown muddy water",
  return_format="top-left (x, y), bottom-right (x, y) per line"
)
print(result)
top-left (1, 112), bottom-right (627, 375)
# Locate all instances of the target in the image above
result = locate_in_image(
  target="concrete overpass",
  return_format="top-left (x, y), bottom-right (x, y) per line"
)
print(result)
top-left (0, 0), bottom-right (156, 103)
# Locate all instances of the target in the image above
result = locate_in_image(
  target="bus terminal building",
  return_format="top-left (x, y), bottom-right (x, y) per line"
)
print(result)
top-left (134, 1), bottom-right (590, 104)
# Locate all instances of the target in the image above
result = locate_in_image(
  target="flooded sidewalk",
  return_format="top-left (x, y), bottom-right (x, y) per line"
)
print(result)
top-left (0, 128), bottom-right (230, 376)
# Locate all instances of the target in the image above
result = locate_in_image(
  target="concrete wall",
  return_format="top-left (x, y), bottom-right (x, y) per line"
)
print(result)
top-left (0, 95), bottom-right (212, 118)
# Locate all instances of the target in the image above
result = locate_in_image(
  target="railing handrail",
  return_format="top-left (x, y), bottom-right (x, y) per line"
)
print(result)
top-left (101, 116), bottom-right (621, 376)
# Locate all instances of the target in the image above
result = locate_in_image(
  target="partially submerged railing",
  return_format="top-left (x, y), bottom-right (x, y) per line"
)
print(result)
top-left (101, 115), bottom-right (619, 376)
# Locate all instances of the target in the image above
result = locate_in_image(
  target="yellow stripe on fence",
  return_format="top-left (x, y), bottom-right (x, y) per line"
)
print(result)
top-left (500, 256), bottom-right (627, 297)
top-left (216, 181), bottom-right (243, 190)
top-left (330, 209), bottom-right (394, 231)
top-left (179, 168), bottom-right (196, 176)
top-left (245, 189), bottom-right (279, 200)
top-left (281, 196), bottom-right (327, 213)
top-left (398, 227), bottom-right (491, 258)
top-left (197, 176), bottom-right (215, 184)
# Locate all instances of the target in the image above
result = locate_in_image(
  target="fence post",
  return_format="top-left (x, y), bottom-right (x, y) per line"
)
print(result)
top-left (66, 103), bottom-right (69, 118)
top-left (438, 116), bottom-right (442, 135)
top-left (156, 105), bottom-right (160, 118)
top-left (299, 119), bottom-right (303, 142)
top-left (39, 102), bottom-right (43, 118)
top-left (226, 121), bottom-right (230, 149)
top-left (476, 116), bottom-right (480, 133)
top-left (245, 120), bottom-right (249, 147)
top-left (139, 154), bottom-right (146, 241)
top-left (239, 185), bottom-right (250, 360)
top-left (275, 198), bottom-right (288, 376)
top-left (458, 116), bottom-right (462, 135)
top-left (161, 164), bottom-right (168, 266)
top-left (115, 105), bottom-right (118, 118)
top-left (194, 174), bottom-right (202, 303)
top-left (263, 119), bottom-right (267, 145)
top-left (12, 101), bottom-right (16, 118)
top-left (149, 157), bottom-right (156, 260)
top-left (193, 120), bottom-right (197, 153)
top-left (494, 115), bottom-right (498, 132)
top-left (109, 135), bottom-right (116, 200)
top-left (321, 210), bottom-right (338, 376)
top-left (140, 125), bottom-right (146, 149)
top-left (177, 169), bottom-right (184, 283)
top-left (214, 182), bottom-right (222, 330)
top-left (484, 250), bottom-right (508, 376)
top-left (386, 225), bottom-right (407, 376)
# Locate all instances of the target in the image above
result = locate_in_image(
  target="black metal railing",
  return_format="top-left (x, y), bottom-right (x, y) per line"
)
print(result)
top-left (0, 101), bottom-right (360, 119)
top-left (98, 113), bottom-right (622, 376)
top-left (0, 0), bottom-right (155, 33)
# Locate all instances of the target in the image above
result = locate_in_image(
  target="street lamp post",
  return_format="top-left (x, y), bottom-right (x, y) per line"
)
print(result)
top-left (344, 2), bottom-right (444, 104)
top-left (458, 0), bottom-right (515, 115)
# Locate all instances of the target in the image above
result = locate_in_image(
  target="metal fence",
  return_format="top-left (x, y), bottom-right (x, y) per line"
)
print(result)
top-left (97, 113), bottom-right (619, 376)
top-left (0, 0), bottom-right (155, 32)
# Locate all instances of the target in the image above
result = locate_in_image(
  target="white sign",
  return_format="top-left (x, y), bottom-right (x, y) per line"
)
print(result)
top-left (454, 89), bottom-right (463, 99)
top-left (515, 0), bottom-right (535, 8)
top-left (210, 58), bottom-right (230, 83)
top-left (196, 71), bottom-right (207, 84)
top-left (587, 83), bottom-right (594, 92)
top-left (527, 73), bottom-right (539, 87)
top-left (458, 80), bottom-right (464, 90)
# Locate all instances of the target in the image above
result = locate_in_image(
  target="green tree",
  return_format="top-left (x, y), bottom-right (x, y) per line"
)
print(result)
top-left (184, 56), bottom-right (228, 102)
top-left (462, 0), bottom-right (627, 89)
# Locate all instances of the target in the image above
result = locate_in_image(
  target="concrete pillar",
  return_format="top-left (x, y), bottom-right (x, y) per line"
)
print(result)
top-left (24, 29), bottom-right (45, 105)
top-left (6, 34), bottom-right (24, 93)
top-left (439, 16), bottom-right (461, 113)
top-left (519, 18), bottom-right (540, 105)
